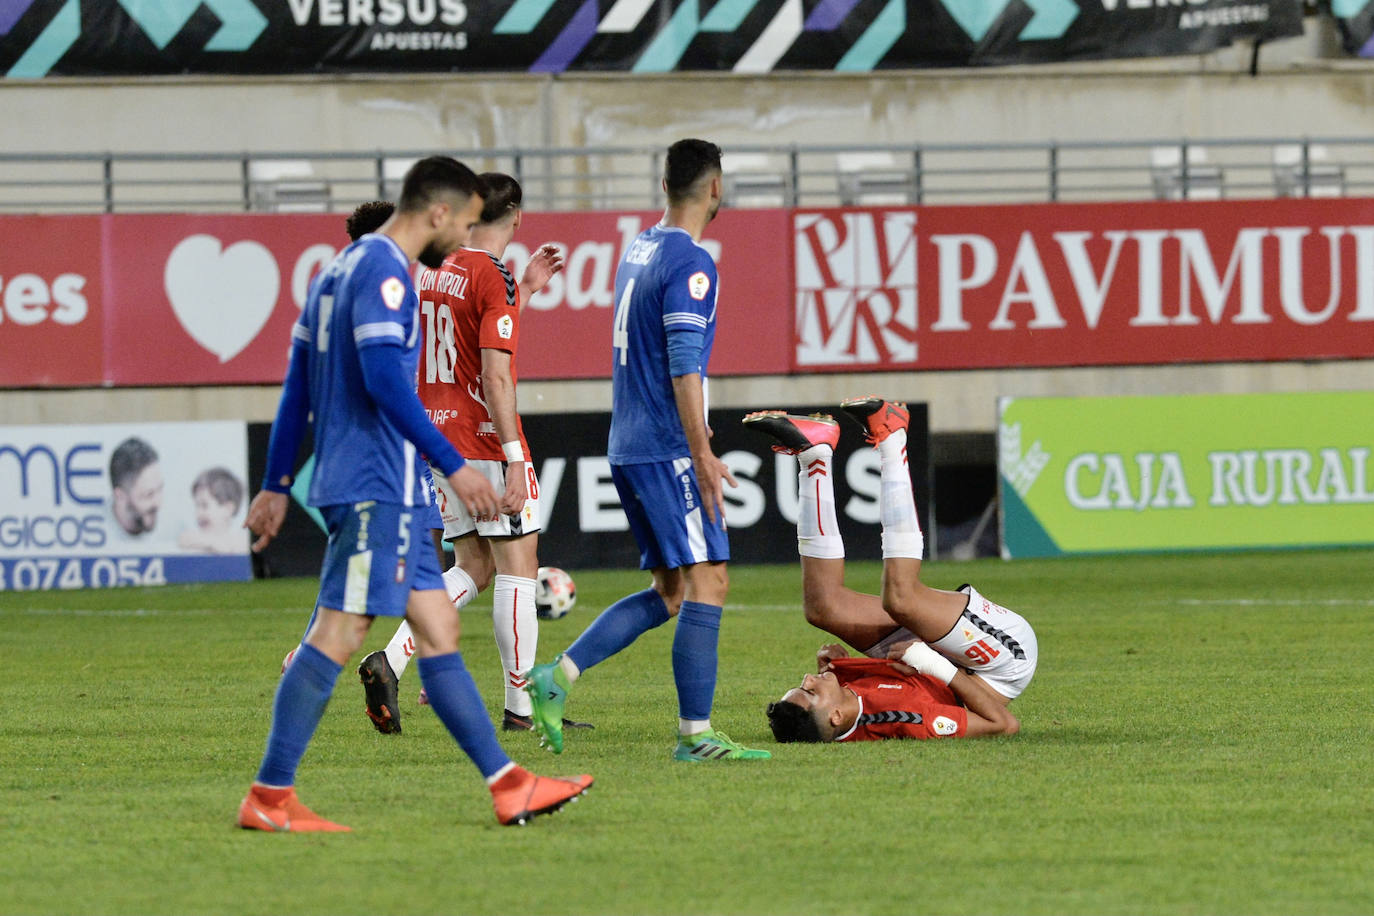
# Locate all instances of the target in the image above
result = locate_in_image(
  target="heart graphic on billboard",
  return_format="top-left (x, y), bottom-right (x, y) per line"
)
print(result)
top-left (164, 234), bottom-right (280, 363)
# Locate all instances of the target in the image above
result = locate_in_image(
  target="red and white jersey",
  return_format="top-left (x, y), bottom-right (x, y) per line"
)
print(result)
top-left (828, 658), bottom-right (969, 742)
top-left (416, 247), bottom-right (527, 462)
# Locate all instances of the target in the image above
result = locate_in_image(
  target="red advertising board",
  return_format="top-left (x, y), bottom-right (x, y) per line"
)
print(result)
top-left (794, 198), bottom-right (1374, 372)
top-left (103, 213), bottom-right (344, 385)
top-left (0, 215), bottom-right (105, 386)
top-left (4, 197), bottom-right (1374, 389)
top-left (510, 208), bottom-right (792, 380)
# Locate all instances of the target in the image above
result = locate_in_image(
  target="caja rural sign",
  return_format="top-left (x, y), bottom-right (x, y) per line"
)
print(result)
top-left (998, 392), bottom-right (1374, 557)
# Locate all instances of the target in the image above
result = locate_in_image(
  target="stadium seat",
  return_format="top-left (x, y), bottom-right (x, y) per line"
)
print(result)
top-left (722, 152), bottom-right (791, 208)
top-left (836, 151), bottom-right (914, 206)
top-left (382, 157), bottom-right (419, 201)
top-left (1272, 144), bottom-right (1344, 198)
top-left (1149, 145), bottom-right (1223, 201)
top-left (249, 159), bottom-right (331, 212)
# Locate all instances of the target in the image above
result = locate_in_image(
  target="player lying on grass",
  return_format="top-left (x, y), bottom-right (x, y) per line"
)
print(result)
top-left (743, 397), bottom-right (1037, 743)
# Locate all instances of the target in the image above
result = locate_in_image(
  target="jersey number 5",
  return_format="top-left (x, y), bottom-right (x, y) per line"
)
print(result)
top-left (612, 278), bottom-right (635, 366)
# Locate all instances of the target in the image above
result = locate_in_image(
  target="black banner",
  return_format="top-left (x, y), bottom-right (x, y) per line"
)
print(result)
top-left (0, 0), bottom-right (1307, 78)
top-left (247, 404), bottom-right (931, 578)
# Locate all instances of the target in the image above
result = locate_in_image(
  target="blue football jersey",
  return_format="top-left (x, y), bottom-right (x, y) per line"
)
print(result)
top-left (608, 224), bottom-right (719, 464)
top-left (292, 234), bottom-right (432, 507)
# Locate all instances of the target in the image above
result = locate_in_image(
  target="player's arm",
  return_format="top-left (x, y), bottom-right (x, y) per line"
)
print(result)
top-left (245, 334), bottom-right (310, 552)
top-left (664, 253), bottom-right (734, 523)
top-left (479, 346), bottom-right (527, 515)
top-left (517, 243), bottom-right (564, 309)
top-left (890, 641), bottom-right (1019, 737)
top-left (670, 372), bottom-right (736, 525)
top-left (357, 341), bottom-right (499, 520)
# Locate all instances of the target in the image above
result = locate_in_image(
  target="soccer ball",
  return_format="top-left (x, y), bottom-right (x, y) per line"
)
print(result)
top-left (535, 566), bottom-right (577, 620)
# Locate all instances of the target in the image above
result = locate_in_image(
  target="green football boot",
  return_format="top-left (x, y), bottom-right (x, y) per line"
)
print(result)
top-left (525, 657), bottom-right (573, 754)
top-left (672, 728), bottom-right (772, 762)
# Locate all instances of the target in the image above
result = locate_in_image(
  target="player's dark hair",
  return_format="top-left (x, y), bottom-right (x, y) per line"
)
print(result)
top-left (478, 172), bottom-right (522, 224)
top-left (766, 700), bottom-right (825, 744)
top-left (191, 467), bottom-right (244, 512)
top-left (345, 200), bottom-right (395, 241)
top-left (109, 437), bottom-right (158, 490)
top-left (663, 138), bottom-right (722, 204)
top-left (397, 156), bottom-right (486, 213)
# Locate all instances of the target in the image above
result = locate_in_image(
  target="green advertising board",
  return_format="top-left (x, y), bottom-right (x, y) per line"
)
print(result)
top-left (998, 392), bottom-right (1374, 557)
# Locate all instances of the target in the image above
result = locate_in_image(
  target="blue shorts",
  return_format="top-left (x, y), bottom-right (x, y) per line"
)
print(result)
top-left (316, 501), bottom-right (445, 617)
top-left (611, 458), bottom-right (729, 571)
top-left (423, 473), bottom-right (444, 531)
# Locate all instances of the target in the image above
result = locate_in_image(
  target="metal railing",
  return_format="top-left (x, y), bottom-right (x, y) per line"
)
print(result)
top-left (1, 137), bottom-right (1370, 213)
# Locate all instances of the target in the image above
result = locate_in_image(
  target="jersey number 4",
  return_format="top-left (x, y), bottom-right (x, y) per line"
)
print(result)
top-left (612, 278), bottom-right (635, 366)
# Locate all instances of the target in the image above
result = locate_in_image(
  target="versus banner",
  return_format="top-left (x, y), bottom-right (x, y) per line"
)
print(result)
top-left (1331, 0), bottom-right (1374, 56)
top-left (0, 0), bottom-right (1305, 79)
top-left (6, 198), bottom-right (1374, 389)
top-left (248, 404), bottom-right (932, 577)
top-left (0, 420), bottom-right (252, 590)
top-left (997, 391), bottom-right (1374, 558)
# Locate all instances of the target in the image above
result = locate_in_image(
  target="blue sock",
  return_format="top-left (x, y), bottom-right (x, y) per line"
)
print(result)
top-left (256, 643), bottom-right (341, 787)
top-left (565, 588), bottom-right (671, 673)
top-left (672, 601), bottom-right (722, 722)
top-left (417, 652), bottom-right (511, 779)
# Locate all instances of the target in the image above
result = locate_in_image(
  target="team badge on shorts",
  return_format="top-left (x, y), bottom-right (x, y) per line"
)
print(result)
top-left (394, 558), bottom-right (406, 584)
top-left (688, 271), bottom-right (710, 301)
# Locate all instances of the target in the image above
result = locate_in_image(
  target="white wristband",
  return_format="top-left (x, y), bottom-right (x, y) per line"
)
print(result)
top-left (900, 642), bottom-right (958, 685)
top-left (502, 441), bottom-right (525, 463)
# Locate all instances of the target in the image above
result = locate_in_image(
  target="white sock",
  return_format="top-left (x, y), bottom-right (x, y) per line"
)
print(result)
top-left (558, 653), bottom-right (581, 685)
top-left (493, 574), bottom-right (538, 716)
top-left (679, 718), bottom-right (711, 737)
top-left (388, 566), bottom-right (479, 679)
top-left (384, 620), bottom-right (416, 678)
top-left (796, 445), bottom-right (844, 560)
top-left (443, 565), bottom-right (478, 609)
top-left (878, 428), bottom-right (924, 559)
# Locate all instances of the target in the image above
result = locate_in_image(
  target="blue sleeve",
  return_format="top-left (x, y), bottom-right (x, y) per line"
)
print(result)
top-left (666, 323), bottom-right (705, 378)
top-left (262, 339), bottom-right (310, 493)
top-left (661, 246), bottom-right (716, 378)
top-left (357, 342), bottom-right (466, 477)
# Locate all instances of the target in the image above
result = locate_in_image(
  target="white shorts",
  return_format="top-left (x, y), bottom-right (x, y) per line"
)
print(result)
top-left (931, 585), bottom-right (1039, 699)
top-left (429, 459), bottom-right (543, 540)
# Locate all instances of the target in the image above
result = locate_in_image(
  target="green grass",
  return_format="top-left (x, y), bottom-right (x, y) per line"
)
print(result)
top-left (3, 549), bottom-right (1373, 915)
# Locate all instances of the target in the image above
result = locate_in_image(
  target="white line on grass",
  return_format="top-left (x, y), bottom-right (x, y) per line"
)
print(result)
top-left (1170, 598), bottom-right (1374, 607)
top-left (2, 607), bottom-right (273, 617)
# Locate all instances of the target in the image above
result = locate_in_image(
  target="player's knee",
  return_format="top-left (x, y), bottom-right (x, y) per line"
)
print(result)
top-left (801, 580), bottom-right (840, 627)
top-left (684, 562), bottom-right (728, 606)
top-left (307, 614), bottom-right (370, 662)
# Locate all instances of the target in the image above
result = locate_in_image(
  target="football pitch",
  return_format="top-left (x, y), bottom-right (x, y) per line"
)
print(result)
top-left (4, 548), bottom-right (1373, 915)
